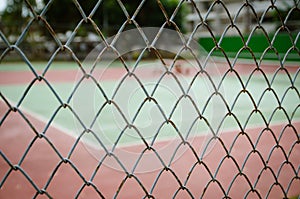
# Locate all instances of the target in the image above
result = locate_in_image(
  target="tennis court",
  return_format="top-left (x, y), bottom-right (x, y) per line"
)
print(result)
top-left (1, 61), bottom-right (299, 136)
top-left (1, 59), bottom-right (299, 198)
top-left (1, 60), bottom-right (299, 143)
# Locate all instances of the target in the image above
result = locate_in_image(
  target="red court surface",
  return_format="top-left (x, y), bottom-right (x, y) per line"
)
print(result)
top-left (0, 101), bottom-right (299, 198)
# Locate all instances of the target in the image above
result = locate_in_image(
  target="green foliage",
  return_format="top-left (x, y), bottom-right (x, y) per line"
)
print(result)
top-left (1, 0), bottom-right (26, 36)
top-left (1, 0), bottom-right (186, 37)
top-left (270, 7), bottom-right (300, 32)
top-left (77, 0), bottom-right (187, 35)
top-left (0, 0), bottom-right (39, 37)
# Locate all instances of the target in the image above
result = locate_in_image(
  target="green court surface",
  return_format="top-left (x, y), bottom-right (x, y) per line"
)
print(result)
top-left (0, 61), bottom-right (73, 71)
top-left (0, 60), bottom-right (146, 72)
top-left (1, 66), bottom-right (299, 148)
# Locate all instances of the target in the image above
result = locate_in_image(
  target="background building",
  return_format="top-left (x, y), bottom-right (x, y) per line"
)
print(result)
top-left (185, 0), bottom-right (298, 37)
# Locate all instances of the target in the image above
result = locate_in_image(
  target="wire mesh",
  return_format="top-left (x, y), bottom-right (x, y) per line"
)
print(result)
top-left (0, 0), bottom-right (299, 198)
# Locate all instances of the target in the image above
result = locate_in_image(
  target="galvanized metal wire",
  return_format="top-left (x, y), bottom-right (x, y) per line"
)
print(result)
top-left (0, 0), bottom-right (299, 198)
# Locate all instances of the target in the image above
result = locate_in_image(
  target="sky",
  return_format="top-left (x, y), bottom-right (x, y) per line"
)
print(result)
top-left (0, 0), bottom-right (6, 12)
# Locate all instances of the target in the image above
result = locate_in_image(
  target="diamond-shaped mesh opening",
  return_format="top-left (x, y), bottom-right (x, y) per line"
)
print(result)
top-left (0, 0), bottom-right (299, 198)
top-left (90, 0), bottom-right (128, 36)
top-left (44, 0), bottom-right (83, 35)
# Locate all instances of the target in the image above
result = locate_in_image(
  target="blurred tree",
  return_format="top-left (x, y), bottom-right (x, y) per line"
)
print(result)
top-left (45, 0), bottom-right (186, 36)
top-left (275, 8), bottom-right (300, 32)
top-left (0, 0), bottom-right (37, 37)
top-left (44, 0), bottom-right (81, 33)
top-left (103, 0), bottom-right (187, 34)
top-left (1, 0), bottom-right (186, 37)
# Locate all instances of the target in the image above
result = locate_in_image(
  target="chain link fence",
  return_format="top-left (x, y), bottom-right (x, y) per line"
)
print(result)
top-left (0, 0), bottom-right (299, 198)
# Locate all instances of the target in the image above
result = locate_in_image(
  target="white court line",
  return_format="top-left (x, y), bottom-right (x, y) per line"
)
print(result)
top-left (3, 98), bottom-right (299, 150)
top-left (212, 56), bottom-right (300, 67)
top-left (1, 99), bottom-right (75, 137)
